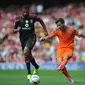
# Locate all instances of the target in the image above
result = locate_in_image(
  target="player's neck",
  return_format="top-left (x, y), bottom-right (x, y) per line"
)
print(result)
top-left (61, 26), bottom-right (66, 32)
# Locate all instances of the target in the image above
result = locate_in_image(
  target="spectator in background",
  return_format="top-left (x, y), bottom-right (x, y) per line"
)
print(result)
top-left (36, 4), bottom-right (43, 14)
top-left (29, 3), bottom-right (37, 14)
top-left (0, 3), bottom-right (85, 65)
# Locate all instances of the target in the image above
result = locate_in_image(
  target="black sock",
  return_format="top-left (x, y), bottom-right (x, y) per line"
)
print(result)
top-left (25, 57), bottom-right (31, 74)
top-left (30, 58), bottom-right (39, 69)
top-left (26, 62), bottom-right (31, 74)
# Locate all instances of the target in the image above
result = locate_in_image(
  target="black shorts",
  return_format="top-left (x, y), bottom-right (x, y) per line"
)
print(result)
top-left (21, 34), bottom-right (36, 50)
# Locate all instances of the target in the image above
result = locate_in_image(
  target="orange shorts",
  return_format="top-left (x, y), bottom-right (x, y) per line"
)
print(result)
top-left (57, 48), bottom-right (73, 58)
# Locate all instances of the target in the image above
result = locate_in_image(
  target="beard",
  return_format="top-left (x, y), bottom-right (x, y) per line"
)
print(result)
top-left (23, 14), bottom-right (28, 19)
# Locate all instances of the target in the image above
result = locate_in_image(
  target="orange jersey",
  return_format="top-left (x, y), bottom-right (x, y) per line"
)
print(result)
top-left (50, 27), bottom-right (79, 49)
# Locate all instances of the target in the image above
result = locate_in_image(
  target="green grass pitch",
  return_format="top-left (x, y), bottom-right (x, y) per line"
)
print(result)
top-left (0, 70), bottom-right (85, 85)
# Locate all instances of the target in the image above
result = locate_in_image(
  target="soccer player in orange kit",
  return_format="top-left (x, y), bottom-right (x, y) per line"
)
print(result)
top-left (40, 18), bottom-right (85, 84)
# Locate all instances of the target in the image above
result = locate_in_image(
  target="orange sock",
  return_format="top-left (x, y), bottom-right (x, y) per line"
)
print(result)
top-left (60, 59), bottom-right (68, 66)
top-left (62, 67), bottom-right (71, 78)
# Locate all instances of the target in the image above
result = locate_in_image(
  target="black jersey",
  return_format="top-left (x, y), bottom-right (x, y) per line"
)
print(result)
top-left (14, 14), bottom-right (38, 42)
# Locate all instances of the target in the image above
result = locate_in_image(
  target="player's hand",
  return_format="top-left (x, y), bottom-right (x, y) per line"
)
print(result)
top-left (40, 37), bottom-right (46, 41)
top-left (40, 35), bottom-right (50, 41)
top-left (17, 27), bottom-right (21, 31)
top-left (13, 27), bottom-right (21, 34)
top-left (44, 32), bottom-right (48, 36)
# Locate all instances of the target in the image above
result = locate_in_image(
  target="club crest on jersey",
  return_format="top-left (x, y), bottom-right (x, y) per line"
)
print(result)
top-left (25, 20), bottom-right (29, 23)
top-left (68, 33), bottom-right (71, 37)
top-left (30, 19), bottom-right (33, 23)
top-left (25, 24), bottom-right (29, 27)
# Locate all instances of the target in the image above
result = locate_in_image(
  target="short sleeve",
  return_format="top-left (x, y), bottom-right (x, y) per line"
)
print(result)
top-left (29, 14), bottom-right (39, 21)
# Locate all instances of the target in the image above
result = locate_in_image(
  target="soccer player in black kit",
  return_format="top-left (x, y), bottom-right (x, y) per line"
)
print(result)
top-left (13, 5), bottom-right (48, 80)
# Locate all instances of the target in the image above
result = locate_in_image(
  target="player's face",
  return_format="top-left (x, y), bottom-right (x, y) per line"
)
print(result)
top-left (56, 22), bottom-right (64, 29)
top-left (22, 9), bottom-right (29, 18)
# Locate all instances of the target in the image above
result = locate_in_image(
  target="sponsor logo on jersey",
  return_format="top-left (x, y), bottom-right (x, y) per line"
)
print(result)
top-left (22, 27), bottom-right (31, 30)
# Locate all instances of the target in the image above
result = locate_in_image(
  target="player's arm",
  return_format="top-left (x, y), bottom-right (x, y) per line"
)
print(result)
top-left (13, 20), bottom-right (20, 34)
top-left (40, 29), bottom-right (58, 41)
top-left (79, 34), bottom-right (85, 38)
top-left (36, 17), bottom-right (48, 36)
top-left (8, 17), bottom-right (20, 35)
top-left (74, 30), bottom-right (85, 38)
top-left (40, 35), bottom-right (50, 41)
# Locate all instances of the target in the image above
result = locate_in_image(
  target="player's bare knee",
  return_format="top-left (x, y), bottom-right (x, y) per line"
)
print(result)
top-left (24, 51), bottom-right (29, 57)
top-left (24, 48), bottom-right (30, 57)
top-left (57, 61), bottom-right (61, 65)
top-left (56, 58), bottom-right (62, 65)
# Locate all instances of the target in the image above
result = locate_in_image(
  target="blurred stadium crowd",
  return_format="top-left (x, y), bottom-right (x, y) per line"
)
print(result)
top-left (0, 3), bottom-right (85, 64)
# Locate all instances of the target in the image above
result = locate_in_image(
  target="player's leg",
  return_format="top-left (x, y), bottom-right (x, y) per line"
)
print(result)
top-left (30, 52), bottom-right (40, 74)
top-left (26, 34), bottom-right (39, 74)
top-left (57, 48), bottom-right (65, 71)
top-left (62, 48), bottom-right (74, 83)
top-left (21, 41), bottom-right (31, 81)
top-left (24, 47), bottom-right (32, 80)
top-left (57, 48), bottom-right (74, 83)
top-left (24, 47), bottom-right (39, 77)
top-left (62, 67), bottom-right (74, 83)
top-left (57, 57), bottom-right (74, 83)
top-left (62, 67), bottom-right (71, 78)
top-left (57, 48), bottom-right (73, 71)
top-left (57, 55), bottom-right (71, 71)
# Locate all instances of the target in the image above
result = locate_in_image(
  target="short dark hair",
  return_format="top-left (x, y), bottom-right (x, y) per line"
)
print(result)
top-left (21, 5), bottom-right (29, 10)
top-left (55, 18), bottom-right (65, 24)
